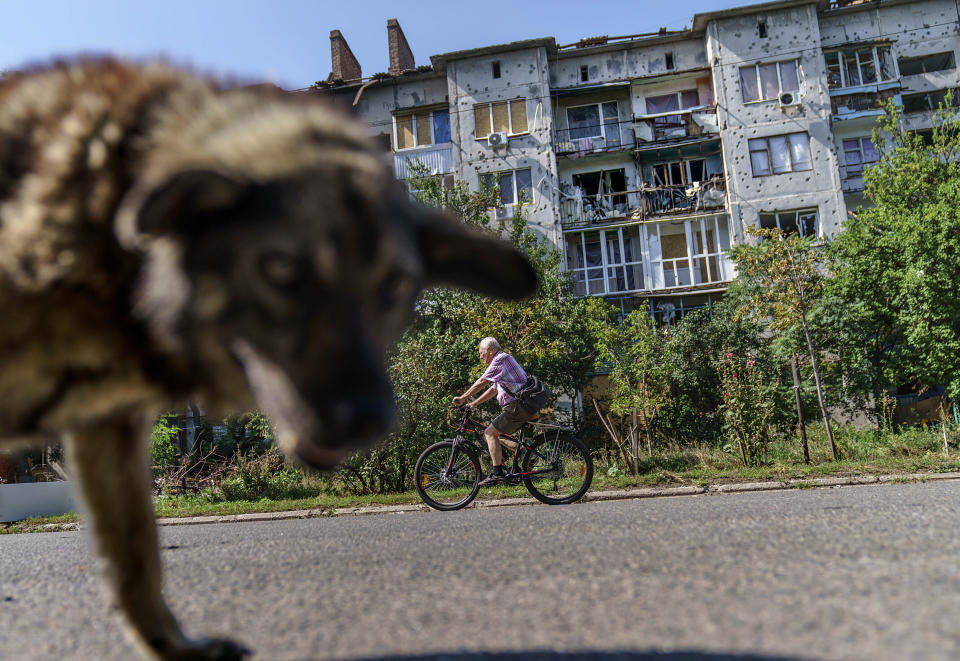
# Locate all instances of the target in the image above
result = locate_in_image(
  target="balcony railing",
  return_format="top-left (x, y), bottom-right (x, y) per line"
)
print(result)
top-left (634, 107), bottom-right (719, 145)
top-left (393, 144), bottom-right (454, 179)
top-left (559, 177), bottom-right (726, 229)
top-left (554, 120), bottom-right (635, 157)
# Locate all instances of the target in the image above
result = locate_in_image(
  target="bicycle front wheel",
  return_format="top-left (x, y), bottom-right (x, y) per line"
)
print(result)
top-left (521, 433), bottom-right (593, 505)
top-left (414, 440), bottom-right (481, 511)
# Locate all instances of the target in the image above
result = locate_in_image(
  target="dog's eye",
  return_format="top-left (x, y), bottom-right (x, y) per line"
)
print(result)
top-left (259, 252), bottom-right (302, 290)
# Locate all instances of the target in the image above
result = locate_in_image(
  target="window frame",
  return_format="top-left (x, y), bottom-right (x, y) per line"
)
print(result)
top-left (824, 45), bottom-right (897, 90)
top-left (898, 51), bottom-right (957, 76)
top-left (565, 101), bottom-right (621, 143)
top-left (473, 99), bottom-right (529, 139)
top-left (758, 208), bottom-right (819, 238)
top-left (842, 136), bottom-right (879, 176)
top-left (480, 167), bottom-right (534, 206)
top-left (392, 109), bottom-right (451, 151)
top-left (739, 59), bottom-right (801, 103)
top-left (748, 133), bottom-right (812, 177)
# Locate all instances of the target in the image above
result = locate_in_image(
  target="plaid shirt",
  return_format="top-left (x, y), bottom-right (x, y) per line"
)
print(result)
top-left (481, 351), bottom-right (528, 406)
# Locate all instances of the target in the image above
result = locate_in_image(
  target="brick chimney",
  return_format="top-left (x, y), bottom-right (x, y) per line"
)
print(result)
top-left (387, 18), bottom-right (415, 75)
top-left (329, 29), bottom-right (362, 82)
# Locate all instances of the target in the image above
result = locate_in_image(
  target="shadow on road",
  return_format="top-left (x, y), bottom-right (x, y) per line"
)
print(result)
top-left (336, 651), bottom-right (809, 661)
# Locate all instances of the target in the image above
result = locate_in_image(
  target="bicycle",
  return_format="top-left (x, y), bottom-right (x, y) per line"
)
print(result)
top-left (413, 405), bottom-right (593, 511)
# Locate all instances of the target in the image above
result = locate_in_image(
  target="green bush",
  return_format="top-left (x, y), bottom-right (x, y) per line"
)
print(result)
top-left (151, 415), bottom-right (180, 470)
top-left (218, 449), bottom-right (315, 501)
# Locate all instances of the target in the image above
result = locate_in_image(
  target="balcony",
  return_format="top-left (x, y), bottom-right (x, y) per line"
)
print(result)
top-left (554, 120), bottom-right (635, 158)
top-left (393, 144), bottom-right (454, 179)
top-left (634, 107), bottom-right (719, 146)
top-left (559, 177), bottom-right (726, 230)
top-left (831, 88), bottom-right (899, 120)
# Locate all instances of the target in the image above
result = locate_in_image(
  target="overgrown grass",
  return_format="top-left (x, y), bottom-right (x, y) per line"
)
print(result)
top-left (4, 423), bottom-right (959, 533)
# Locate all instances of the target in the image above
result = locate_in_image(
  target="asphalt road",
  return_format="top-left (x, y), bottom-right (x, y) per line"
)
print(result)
top-left (3, 481), bottom-right (960, 661)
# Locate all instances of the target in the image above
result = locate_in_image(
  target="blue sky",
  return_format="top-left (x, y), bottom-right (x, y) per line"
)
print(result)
top-left (1, 1), bottom-right (747, 90)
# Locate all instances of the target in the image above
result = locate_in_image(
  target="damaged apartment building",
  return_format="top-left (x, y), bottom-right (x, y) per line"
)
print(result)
top-left (315, 0), bottom-right (960, 325)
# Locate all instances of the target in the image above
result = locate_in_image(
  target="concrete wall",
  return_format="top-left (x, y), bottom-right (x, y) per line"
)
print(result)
top-left (550, 37), bottom-right (708, 88)
top-left (446, 46), bottom-right (559, 242)
top-left (708, 3), bottom-right (845, 240)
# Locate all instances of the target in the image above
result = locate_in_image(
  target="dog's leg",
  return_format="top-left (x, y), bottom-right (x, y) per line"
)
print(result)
top-left (66, 416), bottom-right (249, 661)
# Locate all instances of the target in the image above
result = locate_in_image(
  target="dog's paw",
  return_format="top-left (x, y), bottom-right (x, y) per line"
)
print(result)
top-left (161, 636), bottom-right (251, 661)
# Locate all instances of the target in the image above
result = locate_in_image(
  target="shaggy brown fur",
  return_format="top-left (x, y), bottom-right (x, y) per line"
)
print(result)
top-left (0, 59), bottom-right (536, 660)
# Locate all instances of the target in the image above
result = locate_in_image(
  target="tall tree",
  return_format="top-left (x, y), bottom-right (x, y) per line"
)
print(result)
top-left (729, 225), bottom-right (838, 460)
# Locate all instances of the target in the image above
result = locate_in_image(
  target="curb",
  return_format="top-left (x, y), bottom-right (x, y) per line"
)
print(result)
top-left (15, 471), bottom-right (960, 533)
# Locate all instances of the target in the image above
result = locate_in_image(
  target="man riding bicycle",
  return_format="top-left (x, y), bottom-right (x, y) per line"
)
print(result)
top-left (452, 337), bottom-right (546, 485)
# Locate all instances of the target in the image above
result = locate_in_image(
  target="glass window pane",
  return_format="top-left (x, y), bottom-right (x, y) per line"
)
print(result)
top-left (779, 212), bottom-right (799, 235)
top-left (567, 105), bottom-right (601, 140)
top-left (515, 168), bottom-right (533, 204)
top-left (602, 101), bottom-right (620, 120)
top-left (799, 212), bottom-right (818, 237)
top-left (565, 235), bottom-right (585, 270)
top-left (681, 90), bottom-right (700, 108)
top-left (416, 113), bottom-right (431, 146)
top-left (481, 173), bottom-right (495, 192)
top-left (789, 133), bottom-right (811, 170)
top-left (862, 138), bottom-right (879, 162)
top-left (759, 63), bottom-right (779, 99)
top-left (605, 231), bottom-right (623, 265)
top-left (780, 61), bottom-right (799, 91)
top-left (749, 140), bottom-right (771, 176)
top-left (602, 102), bottom-right (620, 145)
top-left (396, 114), bottom-right (414, 149)
top-left (510, 99), bottom-right (528, 133)
top-left (859, 49), bottom-right (877, 83)
top-left (474, 105), bottom-right (491, 138)
top-left (433, 110), bottom-right (450, 143)
top-left (740, 66), bottom-right (759, 102)
top-left (646, 93), bottom-right (680, 114)
top-left (759, 214), bottom-right (778, 231)
top-left (769, 135), bottom-right (791, 173)
top-left (492, 101), bottom-right (510, 133)
top-left (843, 51), bottom-right (861, 86)
top-left (499, 171), bottom-right (515, 205)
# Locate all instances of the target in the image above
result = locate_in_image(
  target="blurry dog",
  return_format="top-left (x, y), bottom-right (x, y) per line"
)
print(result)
top-left (0, 59), bottom-right (536, 660)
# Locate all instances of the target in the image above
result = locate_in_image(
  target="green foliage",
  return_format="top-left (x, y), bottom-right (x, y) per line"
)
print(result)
top-left (219, 449), bottom-right (312, 501)
top-left (831, 98), bottom-right (960, 401)
top-left (150, 414), bottom-right (180, 470)
top-left (718, 352), bottom-right (776, 466)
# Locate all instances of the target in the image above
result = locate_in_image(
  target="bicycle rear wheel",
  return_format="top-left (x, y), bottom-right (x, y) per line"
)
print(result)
top-left (521, 433), bottom-right (593, 505)
top-left (414, 440), bottom-right (481, 511)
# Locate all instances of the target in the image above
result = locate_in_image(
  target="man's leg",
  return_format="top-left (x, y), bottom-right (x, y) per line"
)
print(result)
top-left (483, 424), bottom-right (504, 466)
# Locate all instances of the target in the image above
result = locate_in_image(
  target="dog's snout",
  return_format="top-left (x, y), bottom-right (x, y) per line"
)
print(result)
top-left (328, 397), bottom-right (394, 445)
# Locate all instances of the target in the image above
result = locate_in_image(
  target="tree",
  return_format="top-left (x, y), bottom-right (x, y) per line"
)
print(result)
top-left (593, 309), bottom-right (671, 466)
top-left (831, 99), bottom-right (960, 404)
top-left (729, 225), bottom-right (839, 460)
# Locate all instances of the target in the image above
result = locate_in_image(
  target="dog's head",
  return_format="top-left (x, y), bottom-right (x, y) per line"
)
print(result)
top-left (118, 104), bottom-right (536, 469)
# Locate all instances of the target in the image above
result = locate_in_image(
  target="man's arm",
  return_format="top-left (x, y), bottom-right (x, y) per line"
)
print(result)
top-left (468, 385), bottom-right (497, 409)
top-left (452, 377), bottom-right (492, 407)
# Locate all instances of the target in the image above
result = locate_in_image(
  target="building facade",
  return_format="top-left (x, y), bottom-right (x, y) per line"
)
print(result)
top-left (316, 0), bottom-right (960, 324)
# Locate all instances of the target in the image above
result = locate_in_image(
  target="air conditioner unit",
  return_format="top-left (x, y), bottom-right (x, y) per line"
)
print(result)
top-left (487, 131), bottom-right (509, 148)
top-left (778, 91), bottom-right (801, 108)
top-left (494, 205), bottom-right (512, 220)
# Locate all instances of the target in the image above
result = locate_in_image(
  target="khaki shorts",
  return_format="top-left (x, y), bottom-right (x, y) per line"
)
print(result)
top-left (491, 399), bottom-right (538, 435)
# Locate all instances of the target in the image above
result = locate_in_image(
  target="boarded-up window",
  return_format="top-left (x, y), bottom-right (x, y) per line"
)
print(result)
top-left (661, 233), bottom-right (688, 260)
top-left (510, 100), bottom-right (528, 133)
top-left (416, 115), bottom-right (431, 146)
top-left (474, 105), bottom-right (491, 138)
top-left (492, 101), bottom-right (510, 133)
top-left (396, 115), bottom-right (414, 150)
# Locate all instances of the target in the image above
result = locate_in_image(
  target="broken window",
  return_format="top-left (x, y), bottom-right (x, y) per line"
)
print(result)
top-left (473, 99), bottom-right (528, 138)
top-left (902, 88), bottom-right (960, 113)
top-left (842, 136), bottom-right (879, 175)
top-left (665, 52), bottom-right (675, 70)
top-left (739, 60), bottom-right (800, 103)
top-left (394, 110), bottom-right (451, 150)
top-left (580, 65), bottom-right (589, 82)
top-left (481, 168), bottom-right (533, 206)
top-left (648, 158), bottom-right (707, 186)
top-left (824, 46), bottom-right (896, 89)
top-left (572, 169), bottom-right (628, 218)
top-left (492, 61), bottom-right (501, 79)
top-left (645, 90), bottom-right (699, 138)
top-left (898, 51), bottom-right (956, 76)
top-left (758, 209), bottom-right (819, 237)
top-left (748, 133), bottom-right (811, 176)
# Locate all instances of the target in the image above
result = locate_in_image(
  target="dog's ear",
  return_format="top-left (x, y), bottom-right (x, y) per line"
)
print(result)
top-left (414, 206), bottom-right (538, 300)
top-left (116, 169), bottom-right (247, 248)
